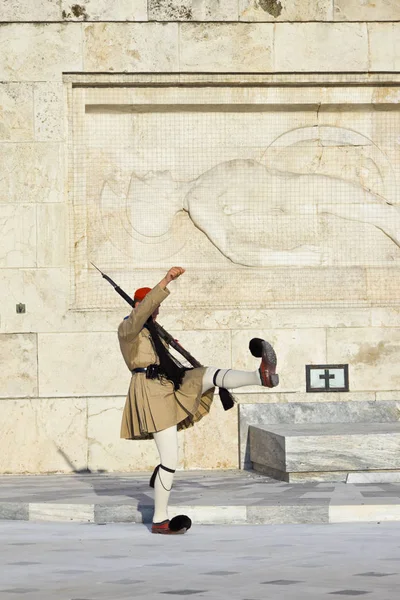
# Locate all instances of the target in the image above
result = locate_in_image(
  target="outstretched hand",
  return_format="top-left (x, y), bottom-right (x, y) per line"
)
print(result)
top-left (159, 267), bottom-right (185, 289)
top-left (165, 266), bottom-right (185, 283)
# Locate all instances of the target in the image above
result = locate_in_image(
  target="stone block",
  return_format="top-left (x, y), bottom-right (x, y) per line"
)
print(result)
top-left (232, 328), bottom-right (327, 394)
top-left (182, 399), bottom-right (239, 470)
top-left (83, 23), bottom-right (179, 72)
top-left (62, 0), bottom-right (147, 21)
top-left (0, 398), bottom-right (87, 474)
top-left (87, 397), bottom-right (164, 472)
top-left (34, 83), bottom-right (64, 142)
top-left (240, 400), bottom-right (400, 468)
top-left (0, 0), bottom-right (61, 21)
top-left (247, 504), bottom-right (329, 524)
top-left (329, 504), bottom-right (400, 523)
top-left (149, 0), bottom-right (238, 21)
top-left (0, 24), bottom-right (83, 81)
top-left (36, 204), bottom-right (68, 267)
top-left (0, 268), bottom-right (70, 335)
top-left (0, 503), bottom-right (29, 520)
top-left (240, 0), bottom-right (333, 22)
top-left (0, 204), bottom-right (36, 267)
top-left (0, 83), bottom-right (33, 141)
top-left (334, 0), bottom-right (400, 21)
top-left (327, 327), bottom-right (400, 391)
top-left (368, 23), bottom-right (400, 72)
top-left (274, 23), bottom-right (368, 72)
top-left (38, 332), bottom-right (127, 397)
top-left (0, 143), bottom-right (63, 203)
top-left (0, 334), bottom-right (37, 398)
top-left (250, 422), bottom-right (400, 481)
top-left (179, 23), bottom-right (273, 72)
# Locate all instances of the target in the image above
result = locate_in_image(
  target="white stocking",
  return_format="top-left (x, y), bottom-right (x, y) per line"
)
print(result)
top-left (201, 366), bottom-right (261, 394)
top-left (152, 424), bottom-right (178, 523)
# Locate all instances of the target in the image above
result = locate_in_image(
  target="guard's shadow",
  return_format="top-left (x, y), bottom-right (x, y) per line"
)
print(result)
top-left (57, 448), bottom-right (154, 525)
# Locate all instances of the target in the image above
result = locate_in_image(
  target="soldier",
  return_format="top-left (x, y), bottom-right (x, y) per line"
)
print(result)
top-left (118, 266), bottom-right (279, 535)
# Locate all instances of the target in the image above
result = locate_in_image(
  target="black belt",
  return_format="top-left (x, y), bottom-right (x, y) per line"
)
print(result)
top-left (131, 367), bottom-right (148, 374)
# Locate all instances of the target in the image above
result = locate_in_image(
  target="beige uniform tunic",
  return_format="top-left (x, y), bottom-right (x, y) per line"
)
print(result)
top-left (119, 284), bottom-right (214, 440)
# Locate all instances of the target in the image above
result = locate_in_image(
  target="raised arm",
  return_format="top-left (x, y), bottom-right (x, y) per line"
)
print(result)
top-left (118, 267), bottom-right (185, 342)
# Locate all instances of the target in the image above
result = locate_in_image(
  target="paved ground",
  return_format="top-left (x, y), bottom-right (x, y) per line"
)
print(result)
top-left (1, 520), bottom-right (400, 600)
top-left (1, 471), bottom-right (400, 524)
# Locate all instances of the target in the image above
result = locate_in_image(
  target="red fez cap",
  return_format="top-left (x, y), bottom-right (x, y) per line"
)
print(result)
top-left (134, 287), bottom-right (152, 302)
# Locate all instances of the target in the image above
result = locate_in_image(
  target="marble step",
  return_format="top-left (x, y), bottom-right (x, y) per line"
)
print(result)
top-left (249, 422), bottom-right (400, 482)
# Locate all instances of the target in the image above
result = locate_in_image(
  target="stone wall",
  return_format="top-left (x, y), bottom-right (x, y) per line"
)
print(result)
top-left (1, 0), bottom-right (400, 473)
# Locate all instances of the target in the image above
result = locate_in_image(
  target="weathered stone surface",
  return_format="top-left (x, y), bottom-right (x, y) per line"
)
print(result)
top-left (0, 334), bottom-right (37, 398)
top-left (87, 397), bottom-right (164, 472)
top-left (149, 0), bottom-right (238, 21)
top-left (240, 0), bottom-right (333, 22)
top-left (0, 143), bottom-right (63, 203)
top-left (62, 0), bottom-right (147, 21)
top-left (84, 23), bottom-right (179, 72)
top-left (274, 23), bottom-right (369, 72)
top-left (38, 332), bottom-right (127, 397)
top-left (0, 398), bottom-right (87, 474)
top-left (250, 422), bottom-right (400, 476)
top-left (0, 83), bottom-right (33, 141)
top-left (0, 0), bottom-right (61, 21)
top-left (0, 268), bottom-right (70, 335)
top-left (327, 328), bottom-right (400, 391)
top-left (240, 400), bottom-right (400, 468)
top-left (36, 204), bottom-right (68, 267)
top-left (0, 24), bottom-right (83, 81)
top-left (179, 23), bottom-right (273, 72)
top-left (368, 23), bottom-right (400, 71)
top-left (335, 0), bottom-right (400, 21)
top-left (34, 83), bottom-right (64, 142)
top-left (182, 399), bottom-right (239, 469)
top-left (0, 204), bottom-right (36, 267)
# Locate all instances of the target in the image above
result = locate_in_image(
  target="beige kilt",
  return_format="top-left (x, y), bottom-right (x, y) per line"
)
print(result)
top-left (118, 284), bottom-right (214, 440)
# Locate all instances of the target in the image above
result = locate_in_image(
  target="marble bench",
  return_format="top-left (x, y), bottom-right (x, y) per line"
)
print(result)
top-left (249, 422), bottom-right (400, 482)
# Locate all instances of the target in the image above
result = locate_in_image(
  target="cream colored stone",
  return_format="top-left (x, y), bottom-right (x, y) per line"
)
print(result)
top-left (0, 268), bottom-right (69, 335)
top-left (167, 307), bottom-right (372, 332)
top-left (335, 0), bottom-right (400, 21)
top-left (34, 83), bottom-right (64, 142)
top-left (372, 307), bottom-right (400, 328)
top-left (38, 332), bottom-right (127, 397)
top-left (232, 328), bottom-right (327, 393)
top-left (236, 391), bottom-right (376, 404)
top-left (87, 397), bottom-right (170, 472)
top-left (168, 329), bottom-right (231, 368)
top-left (368, 23), bottom-right (400, 71)
top-left (327, 328), bottom-right (400, 391)
top-left (0, 204), bottom-right (36, 267)
top-left (37, 204), bottom-right (68, 268)
top-left (149, 0), bottom-right (238, 21)
top-left (0, 0), bottom-right (61, 21)
top-left (0, 143), bottom-right (63, 203)
top-left (29, 504), bottom-right (94, 522)
top-left (179, 23), bottom-right (273, 72)
top-left (0, 83), bottom-right (33, 141)
top-left (0, 397), bottom-right (87, 474)
top-left (0, 24), bottom-right (83, 81)
top-left (84, 23), bottom-right (179, 72)
top-left (182, 400), bottom-right (239, 469)
top-left (240, 0), bottom-right (333, 21)
top-left (0, 334), bottom-right (37, 398)
top-left (62, 0), bottom-right (147, 21)
top-left (274, 23), bottom-right (368, 72)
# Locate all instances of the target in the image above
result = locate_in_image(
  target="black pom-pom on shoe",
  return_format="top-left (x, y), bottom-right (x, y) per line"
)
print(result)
top-left (249, 337), bottom-right (264, 357)
top-left (169, 514), bottom-right (192, 532)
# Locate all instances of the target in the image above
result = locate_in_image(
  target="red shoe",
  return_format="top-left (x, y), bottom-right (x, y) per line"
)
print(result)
top-left (249, 338), bottom-right (279, 388)
top-left (151, 515), bottom-right (192, 535)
